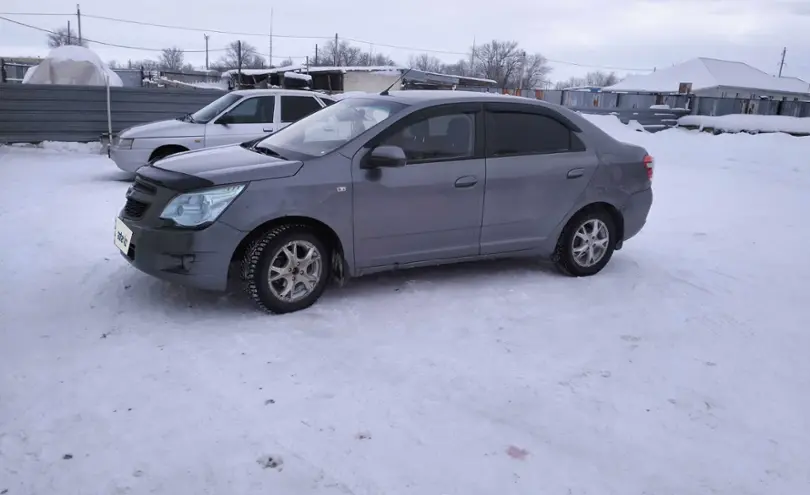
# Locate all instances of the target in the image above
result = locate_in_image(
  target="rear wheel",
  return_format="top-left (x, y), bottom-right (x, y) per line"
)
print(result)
top-left (554, 209), bottom-right (617, 277)
top-left (241, 225), bottom-right (330, 314)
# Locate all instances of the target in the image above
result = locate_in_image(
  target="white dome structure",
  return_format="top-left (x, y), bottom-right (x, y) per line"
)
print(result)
top-left (23, 45), bottom-right (123, 87)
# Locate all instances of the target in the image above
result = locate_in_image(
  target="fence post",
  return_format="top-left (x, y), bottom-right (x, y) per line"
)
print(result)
top-left (0, 58), bottom-right (6, 83)
top-left (106, 75), bottom-right (113, 141)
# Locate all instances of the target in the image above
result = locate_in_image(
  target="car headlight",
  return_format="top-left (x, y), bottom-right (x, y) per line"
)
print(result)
top-left (160, 184), bottom-right (246, 227)
top-left (118, 138), bottom-right (134, 149)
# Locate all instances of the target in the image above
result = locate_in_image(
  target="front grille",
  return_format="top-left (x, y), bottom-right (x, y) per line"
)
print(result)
top-left (124, 197), bottom-right (149, 219)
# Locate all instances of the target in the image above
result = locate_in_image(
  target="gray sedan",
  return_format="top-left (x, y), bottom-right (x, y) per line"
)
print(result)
top-left (114, 90), bottom-right (653, 314)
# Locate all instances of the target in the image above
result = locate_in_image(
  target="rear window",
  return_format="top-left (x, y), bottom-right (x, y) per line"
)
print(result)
top-left (486, 112), bottom-right (584, 157)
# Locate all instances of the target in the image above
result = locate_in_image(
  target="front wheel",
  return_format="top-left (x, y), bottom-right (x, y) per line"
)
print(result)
top-left (241, 226), bottom-right (330, 314)
top-left (553, 209), bottom-right (617, 277)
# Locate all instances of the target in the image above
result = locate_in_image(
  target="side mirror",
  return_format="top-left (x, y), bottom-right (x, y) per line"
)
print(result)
top-left (216, 115), bottom-right (232, 126)
top-left (363, 145), bottom-right (406, 169)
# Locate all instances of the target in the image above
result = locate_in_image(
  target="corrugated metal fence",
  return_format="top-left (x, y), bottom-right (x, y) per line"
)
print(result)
top-left (2, 83), bottom-right (809, 143)
top-left (0, 84), bottom-right (224, 143)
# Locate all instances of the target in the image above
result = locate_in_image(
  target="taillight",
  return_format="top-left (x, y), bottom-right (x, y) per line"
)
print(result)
top-left (643, 155), bottom-right (654, 181)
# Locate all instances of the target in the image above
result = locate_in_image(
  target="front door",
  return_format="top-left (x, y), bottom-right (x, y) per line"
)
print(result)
top-left (204, 95), bottom-right (276, 147)
top-left (352, 104), bottom-right (486, 268)
top-left (480, 105), bottom-right (599, 254)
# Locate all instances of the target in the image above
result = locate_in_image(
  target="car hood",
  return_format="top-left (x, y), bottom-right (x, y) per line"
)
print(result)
top-left (154, 144), bottom-right (304, 184)
top-left (120, 119), bottom-right (203, 139)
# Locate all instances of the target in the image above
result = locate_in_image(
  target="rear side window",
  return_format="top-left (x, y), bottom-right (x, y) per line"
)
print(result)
top-left (281, 96), bottom-right (323, 123)
top-left (486, 112), bottom-right (584, 157)
top-left (320, 98), bottom-right (336, 107)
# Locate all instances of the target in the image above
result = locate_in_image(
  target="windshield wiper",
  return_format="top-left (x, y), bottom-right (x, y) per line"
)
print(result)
top-left (252, 144), bottom-right (287, 160)
top-left (177, 113), bottom-right (196, 123)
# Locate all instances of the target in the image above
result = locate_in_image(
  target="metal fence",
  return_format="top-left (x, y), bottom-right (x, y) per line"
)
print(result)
top-left (0, 84), bottom-right (224, 143)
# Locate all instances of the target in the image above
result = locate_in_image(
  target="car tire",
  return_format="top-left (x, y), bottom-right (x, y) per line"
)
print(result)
top-left (241, 225), bottom-right (331, 314)
top-left (553, 208), bottom-right (617, 277)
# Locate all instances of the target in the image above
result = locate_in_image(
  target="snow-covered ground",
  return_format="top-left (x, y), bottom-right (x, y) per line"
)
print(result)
top-left (679, 114), bottom-right (810, 135)
top-left (2, 117), bottom-right (809, 494)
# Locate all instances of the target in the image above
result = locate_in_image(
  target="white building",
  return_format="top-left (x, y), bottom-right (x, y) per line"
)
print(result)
top-left (605, 57), bottom-right (810, 100)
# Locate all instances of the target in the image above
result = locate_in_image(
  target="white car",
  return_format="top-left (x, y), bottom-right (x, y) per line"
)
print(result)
top-left (109, 89), bottom-right (335, 172)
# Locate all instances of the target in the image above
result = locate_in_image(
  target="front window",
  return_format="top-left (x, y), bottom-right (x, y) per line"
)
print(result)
top-left (256, 98), bottom-right (407, 157)
top-left (191, 93), bottom-right (242, 123)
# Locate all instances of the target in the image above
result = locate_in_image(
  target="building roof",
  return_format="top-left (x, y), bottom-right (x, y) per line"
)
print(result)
top-left (605, 57), bottom-right (810, 95)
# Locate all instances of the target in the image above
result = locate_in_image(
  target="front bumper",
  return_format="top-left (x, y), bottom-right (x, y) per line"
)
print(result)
top-left (110, 145), bottom-right (152, 173)
top-left (621, 187), bottom-right (653, 241)
top-left (118, 215), bottom-right (244, 291)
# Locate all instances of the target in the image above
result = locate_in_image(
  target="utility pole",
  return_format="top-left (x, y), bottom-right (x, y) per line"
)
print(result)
top-left (334, 33), bottom-right (339, 66)
top-left (67, 20), bottom-right (71, 44)
top-left (778, 47), bottom-right (787, 77)
top-left (237, 40), bottom-right (243, 81)
top-left (204, 34), bottom-right (209, 70)
top-left (76, 4), bottom-right (82, 44)
top-left (315, 44), bottom-right (318, 65)
top-left (305, 56), bottom-right (309, 74)
top-left (269, 8), bottom-right (274, 66)
top-left (470, 36), bottom-right (476, 77)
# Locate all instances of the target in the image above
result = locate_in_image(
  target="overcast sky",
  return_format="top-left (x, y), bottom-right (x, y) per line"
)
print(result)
top-left (2, 0), bottom-right (809, 83)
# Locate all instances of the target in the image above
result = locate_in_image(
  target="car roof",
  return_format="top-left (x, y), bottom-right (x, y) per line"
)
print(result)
top-left (359, 89), bottom-right (557, 109)
top-left (230, 88), bottom-right (330, 98)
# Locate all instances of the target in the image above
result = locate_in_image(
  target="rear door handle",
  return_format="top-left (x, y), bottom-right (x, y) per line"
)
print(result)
top-left (454, 176), bottom-right (478, 188)
top-left (262, 128), bottom-right (274, 133)
top-left (567, 168), bottom-right (585, 179)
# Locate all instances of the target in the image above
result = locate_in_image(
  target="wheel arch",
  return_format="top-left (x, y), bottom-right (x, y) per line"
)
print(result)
top-left (149, 144), bottom-right (190, 162)
top-left (230, 215), bottom-right (347, 271)
top-left (560, 201), bottom-right (625, 245)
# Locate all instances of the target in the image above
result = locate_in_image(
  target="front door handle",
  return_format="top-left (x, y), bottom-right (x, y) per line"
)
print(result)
top-left (454, 176), bottom-right (478, 188)
top-left (262, 128), bottom-right (274, 133)
top-left (567, 168), bottom-right (585, 179)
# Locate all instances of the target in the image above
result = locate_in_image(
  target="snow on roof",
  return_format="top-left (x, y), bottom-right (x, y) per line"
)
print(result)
top-left (456, 74), bottom-right (498, 85)
top-left (23, 45), bottom-right (123, 87)
top-left (283, 72), bottom-right (312, 82)
top-left (605, 57), bottom-right (810, 95)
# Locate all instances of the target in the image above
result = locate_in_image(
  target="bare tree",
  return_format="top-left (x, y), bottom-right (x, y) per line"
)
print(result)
top-left (312, 39), bottom-right (362, 66)
top-left (278, 57), bottom-right (294, 67)
top-left (441, 59), bottom-right (472, 77)
top-left (359, 52), bottom-right (396, 66)
top-left (553, 70), bottom-right (620, 90)
top-left (514, 53), bottom-right (552, 89)
top-left (217, 41), bottom-right (266, 69)
top-left (47, 26), bottom-right (87, 48)
top-left (409, 53), bottom-right (443, 73)
top-left (585, 70), bottom-right (620, 87)
top-left (160, 47), bottom-right (185, 71)
top-left (472, 40), bottom-right (524, 87)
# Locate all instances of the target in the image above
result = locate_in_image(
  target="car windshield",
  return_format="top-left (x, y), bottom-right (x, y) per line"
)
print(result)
top-left (191, 93), bottom-right (243, 123)
top-left (256, 97), bottom-right (407, 157)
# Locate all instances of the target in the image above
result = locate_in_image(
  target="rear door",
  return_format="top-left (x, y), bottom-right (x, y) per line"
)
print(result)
top-left (277, 95), bottom-right (326, 132)
top-left (204, 95), bottom-right (276, 147)
top-left (481, 103), bottom-right (598, 254)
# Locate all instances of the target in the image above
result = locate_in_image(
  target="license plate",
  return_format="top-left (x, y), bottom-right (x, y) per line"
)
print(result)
top-left (114, 217), bottom-right (133, 255)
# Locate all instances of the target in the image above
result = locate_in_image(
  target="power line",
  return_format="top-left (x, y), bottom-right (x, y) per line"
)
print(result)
top-left (0, 16), bottom-right (225, 52)
top-left (82, 13), bottom-right (330, 40)
top-left (2, 11), bottom-right (655, 72)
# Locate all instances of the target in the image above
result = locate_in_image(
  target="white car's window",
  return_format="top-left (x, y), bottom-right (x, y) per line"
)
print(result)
top-left (191, 93), bottom-right (242, 123)
top-left (257, 98), bottom-right (407, 157)
top-left (280, 96), bottom-right (324, 123)
top-left (221, 96), bottom-right (275, 124)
